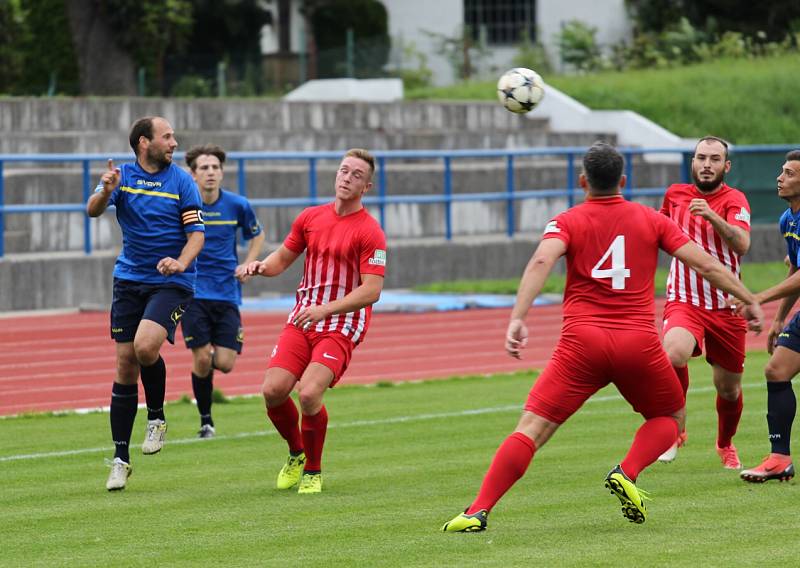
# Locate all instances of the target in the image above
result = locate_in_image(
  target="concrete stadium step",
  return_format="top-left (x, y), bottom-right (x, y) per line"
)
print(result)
top-left (0, 129), bottom-right (613, 155)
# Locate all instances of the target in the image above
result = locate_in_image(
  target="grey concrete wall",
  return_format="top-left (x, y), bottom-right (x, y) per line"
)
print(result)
top-left (0, 225), bottom-right (787, 312)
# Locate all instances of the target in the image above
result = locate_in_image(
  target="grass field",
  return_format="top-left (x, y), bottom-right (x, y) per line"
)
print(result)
top-left (407, 54), bottom-right (800, 144)
top-left (415, 260), bottom-right (790, 296)
top-left (2, 351), bottom-right (798, 566)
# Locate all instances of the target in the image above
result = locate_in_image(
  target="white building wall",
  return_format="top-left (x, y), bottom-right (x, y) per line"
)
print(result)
top-left (382, 0), bottom-right (463, 86)
top-left (538, 0), bottom-right (632, 71)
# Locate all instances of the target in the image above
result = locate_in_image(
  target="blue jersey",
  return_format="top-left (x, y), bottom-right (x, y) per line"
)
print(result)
top-left (195, 189), bottom-right (262, 304)
top-left (99, 161), bottom-right (205, 291)
top-left (780, 207), bottom-right (800, 268)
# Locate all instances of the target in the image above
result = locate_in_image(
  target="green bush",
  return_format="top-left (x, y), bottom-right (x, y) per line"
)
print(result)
top-left (512, 29), bottom-right (552, 75)
top-left (170, 74), bottom-right (213, 97)
top-left (557, 20), bottom-right (602, 72)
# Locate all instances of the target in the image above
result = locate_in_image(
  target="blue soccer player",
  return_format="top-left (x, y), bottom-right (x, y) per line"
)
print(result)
top-left (738, 150), bottom-right (800, 482)
top-left (87, 116), bottom-right (205, 491)
top-left (181, 144), bottom-right (265, 438)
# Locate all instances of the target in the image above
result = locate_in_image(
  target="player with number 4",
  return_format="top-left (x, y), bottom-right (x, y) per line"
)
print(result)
top-left (442, 142), bottom-right (763, 532)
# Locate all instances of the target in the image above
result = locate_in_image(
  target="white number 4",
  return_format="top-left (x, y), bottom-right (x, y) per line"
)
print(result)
top-left (591, 235), bottom-right (630, 290)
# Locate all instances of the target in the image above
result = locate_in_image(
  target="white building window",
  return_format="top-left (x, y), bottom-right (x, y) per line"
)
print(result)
top-left (464, 0), bottom-right (536, 45)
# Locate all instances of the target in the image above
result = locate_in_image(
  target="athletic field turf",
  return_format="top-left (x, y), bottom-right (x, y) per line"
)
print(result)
top-left (2, 351), bottom-right (797, 566)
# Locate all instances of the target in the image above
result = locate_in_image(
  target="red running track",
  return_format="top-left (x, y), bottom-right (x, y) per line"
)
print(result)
top-left (0, 299), bottom-right (773, 416)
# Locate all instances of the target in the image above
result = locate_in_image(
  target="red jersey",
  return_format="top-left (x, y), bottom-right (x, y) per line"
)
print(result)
top-left (660, 183), bottom-right (751, 310)
top-left (542, 196), bottom-right (689, 330)
top-left (284, 203), bottom-right (386, 344)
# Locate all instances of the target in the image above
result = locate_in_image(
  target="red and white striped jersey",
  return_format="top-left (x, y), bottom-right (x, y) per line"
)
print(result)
top-left (284, 203), bottom-right (386, 344)
top-left (660, 183), bottom-right (751, 310)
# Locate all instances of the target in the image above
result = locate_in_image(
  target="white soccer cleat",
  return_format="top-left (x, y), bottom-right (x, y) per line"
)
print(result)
top-left (657, 441), bottom-right (679, 463)
top-left (106, 457), bottom-right (132, 491)
top-left (657, 431), bottom-right (687, 464)
top-left (142, 419), bottom-right (167, 455)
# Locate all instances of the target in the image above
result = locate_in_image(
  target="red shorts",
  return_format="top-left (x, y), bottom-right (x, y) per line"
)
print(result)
top-left (267, 324), bottom-right (354, 387)
top-left (662, 302), bottom-right (746, 373)
top-left (525, 325), bottom-right (684, 424)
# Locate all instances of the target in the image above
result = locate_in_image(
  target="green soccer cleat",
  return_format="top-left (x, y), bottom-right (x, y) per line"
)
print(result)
top-left (605, 465), bottom-right (649, 524)
top-left (442, 509), bottom-right (488, 532)
top-left (276, 452), bottom-right (306, 489)
top-left (297, 472), bottom-right (323, 494)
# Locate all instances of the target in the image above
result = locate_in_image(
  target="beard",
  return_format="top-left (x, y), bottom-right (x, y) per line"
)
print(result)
top-left (147, 146), bottom-right (172, 170)
top-left (692, 168), bottom-right (725, 192)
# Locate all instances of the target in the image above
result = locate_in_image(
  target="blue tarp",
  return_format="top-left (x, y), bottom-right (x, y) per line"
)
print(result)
top-left (242, 291), bottom-right (557, 313)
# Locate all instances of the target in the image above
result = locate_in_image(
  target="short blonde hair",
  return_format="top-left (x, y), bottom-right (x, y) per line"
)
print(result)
top-left (344, 148), bottom-right (375, 179)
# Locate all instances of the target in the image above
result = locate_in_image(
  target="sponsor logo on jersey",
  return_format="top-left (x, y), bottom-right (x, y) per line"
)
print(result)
top-left (368, 249), bottom-right (387, 266)
top-left (204, 210), bottom-right (221, 217)
top-left (544, 220), bottom-right (560, 234)
top-left (734, 207), bottom-right (751, 225)
top-left (136, 179), bottom-right (163, 188)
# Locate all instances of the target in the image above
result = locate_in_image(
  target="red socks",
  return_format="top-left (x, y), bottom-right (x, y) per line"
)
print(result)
top-left (466, 432), bottom-right (536, 515)
top-left (620, 416), bottom-right (679, 481)
top-left (301, 406), bottom-right (329, 472)
top-left (716, 392), bottom-right (743, 448)
top-left (267, 397), bottom-right (304, 454)
top-left (674, 365), bottom-right (689, 397)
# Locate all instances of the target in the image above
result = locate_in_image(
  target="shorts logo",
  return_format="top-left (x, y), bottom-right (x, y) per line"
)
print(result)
top-left (270, 345), bottom-right (278, 358)
top-left (236, 327), bottom-right (244, 343)
top-left (111, 327), bottom-right (123, 334)
top-left (544, 220), bottom-right (560, 234)
top-left (368, 249), bottom-right (387, 266)
top-left (734, 207), bottom-right (750, 225)
top-left (170, 305), bottom-right (186, 324)
top-left (322, 352), bottom-right (338, 360)
top-left (251, 222), bottom-right (261, 235)
top-left (184, 335), bottom-right (194, 342)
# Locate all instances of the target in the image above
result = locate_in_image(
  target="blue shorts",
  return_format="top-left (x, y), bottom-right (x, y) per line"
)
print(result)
top-left (181, 299), bottom-right (243, 353)
top-left (776, 311), bottom-right (800, 353)
top-left (110, 278), bottom-right (193, 344)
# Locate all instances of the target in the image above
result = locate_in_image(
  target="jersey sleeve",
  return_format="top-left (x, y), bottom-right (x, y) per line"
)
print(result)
top-left (724, 191), bottom-right (752, 232)
top-left (658, 191), bottom-right (670, 216)
top-left (283, 209), bottom-right (309, 253)
top-left (653, 209), bottom-right (690, 254)
top-left (358, 225), bottom-right (387, 277)
top-left (238, 198), bottom-right (263, 241)
top-left (541, 213), bottom-right (571, 247)
top-left (179, 175), bottom-right (205, 233)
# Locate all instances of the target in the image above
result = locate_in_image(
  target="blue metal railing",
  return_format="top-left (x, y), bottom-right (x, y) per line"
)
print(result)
top-left (0, 145), bottom-right (794, 257)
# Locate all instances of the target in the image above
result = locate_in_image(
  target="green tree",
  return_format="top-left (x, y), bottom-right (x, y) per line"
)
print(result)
top-left (0, 0), bottom-right (27, 94)
top-left (169, 0), bottom-right (272, 95)
top-left (101, 0), bottom-right (193, 95)
top-left (310, 0), bottom-right (390, 79)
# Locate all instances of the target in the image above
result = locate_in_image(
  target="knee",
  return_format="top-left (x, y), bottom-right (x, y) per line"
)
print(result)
top-left (664, 345), bottom-right (688, 368)
top-left (213, 353), bottom-right (235, 374)
top-left (133, 340), bottom-right (159, 366)
top-left (116, 354), bottom-right (139, 383)
top-left (765, 362), bottom-right (791, 383)
top-left (195, 350), bottom-right (213, 373)
top-left (297, 387), bottom-right (323, 414)
top-left (262, 379), bottom-right (290, 406)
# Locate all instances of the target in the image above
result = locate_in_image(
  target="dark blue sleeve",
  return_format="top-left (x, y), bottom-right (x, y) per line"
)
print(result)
top-left (238, 198), bottom-right (262, 240)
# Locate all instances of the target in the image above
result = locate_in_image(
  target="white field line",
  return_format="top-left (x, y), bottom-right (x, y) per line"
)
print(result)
top-left (0, 382), bottom-right (764, 463)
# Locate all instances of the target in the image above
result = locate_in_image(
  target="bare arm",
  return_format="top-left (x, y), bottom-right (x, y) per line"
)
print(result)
top-left (292, 273), bottom-right (384, 329)
top-left (760, 264), bottom-right (800, 354)
top-left (86, 159), bottom-right (120, 217)
top-left (672, 241), bottom-right (763, 330)
top-left (506, 238), bottom-right (567, 358)
top-left (245, 244), bottom-right (301, 277)
top-left (235, 231), bottom-right (266, 282)
top-left (157, 231), bottom-right (205, 275)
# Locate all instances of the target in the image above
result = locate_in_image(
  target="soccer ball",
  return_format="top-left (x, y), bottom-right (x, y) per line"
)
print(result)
top-left (496, 67), bottom-right (545, 114)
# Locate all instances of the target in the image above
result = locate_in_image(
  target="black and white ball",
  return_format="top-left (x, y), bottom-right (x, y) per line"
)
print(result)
top-left (496, 67), bottom-right (545, 114)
